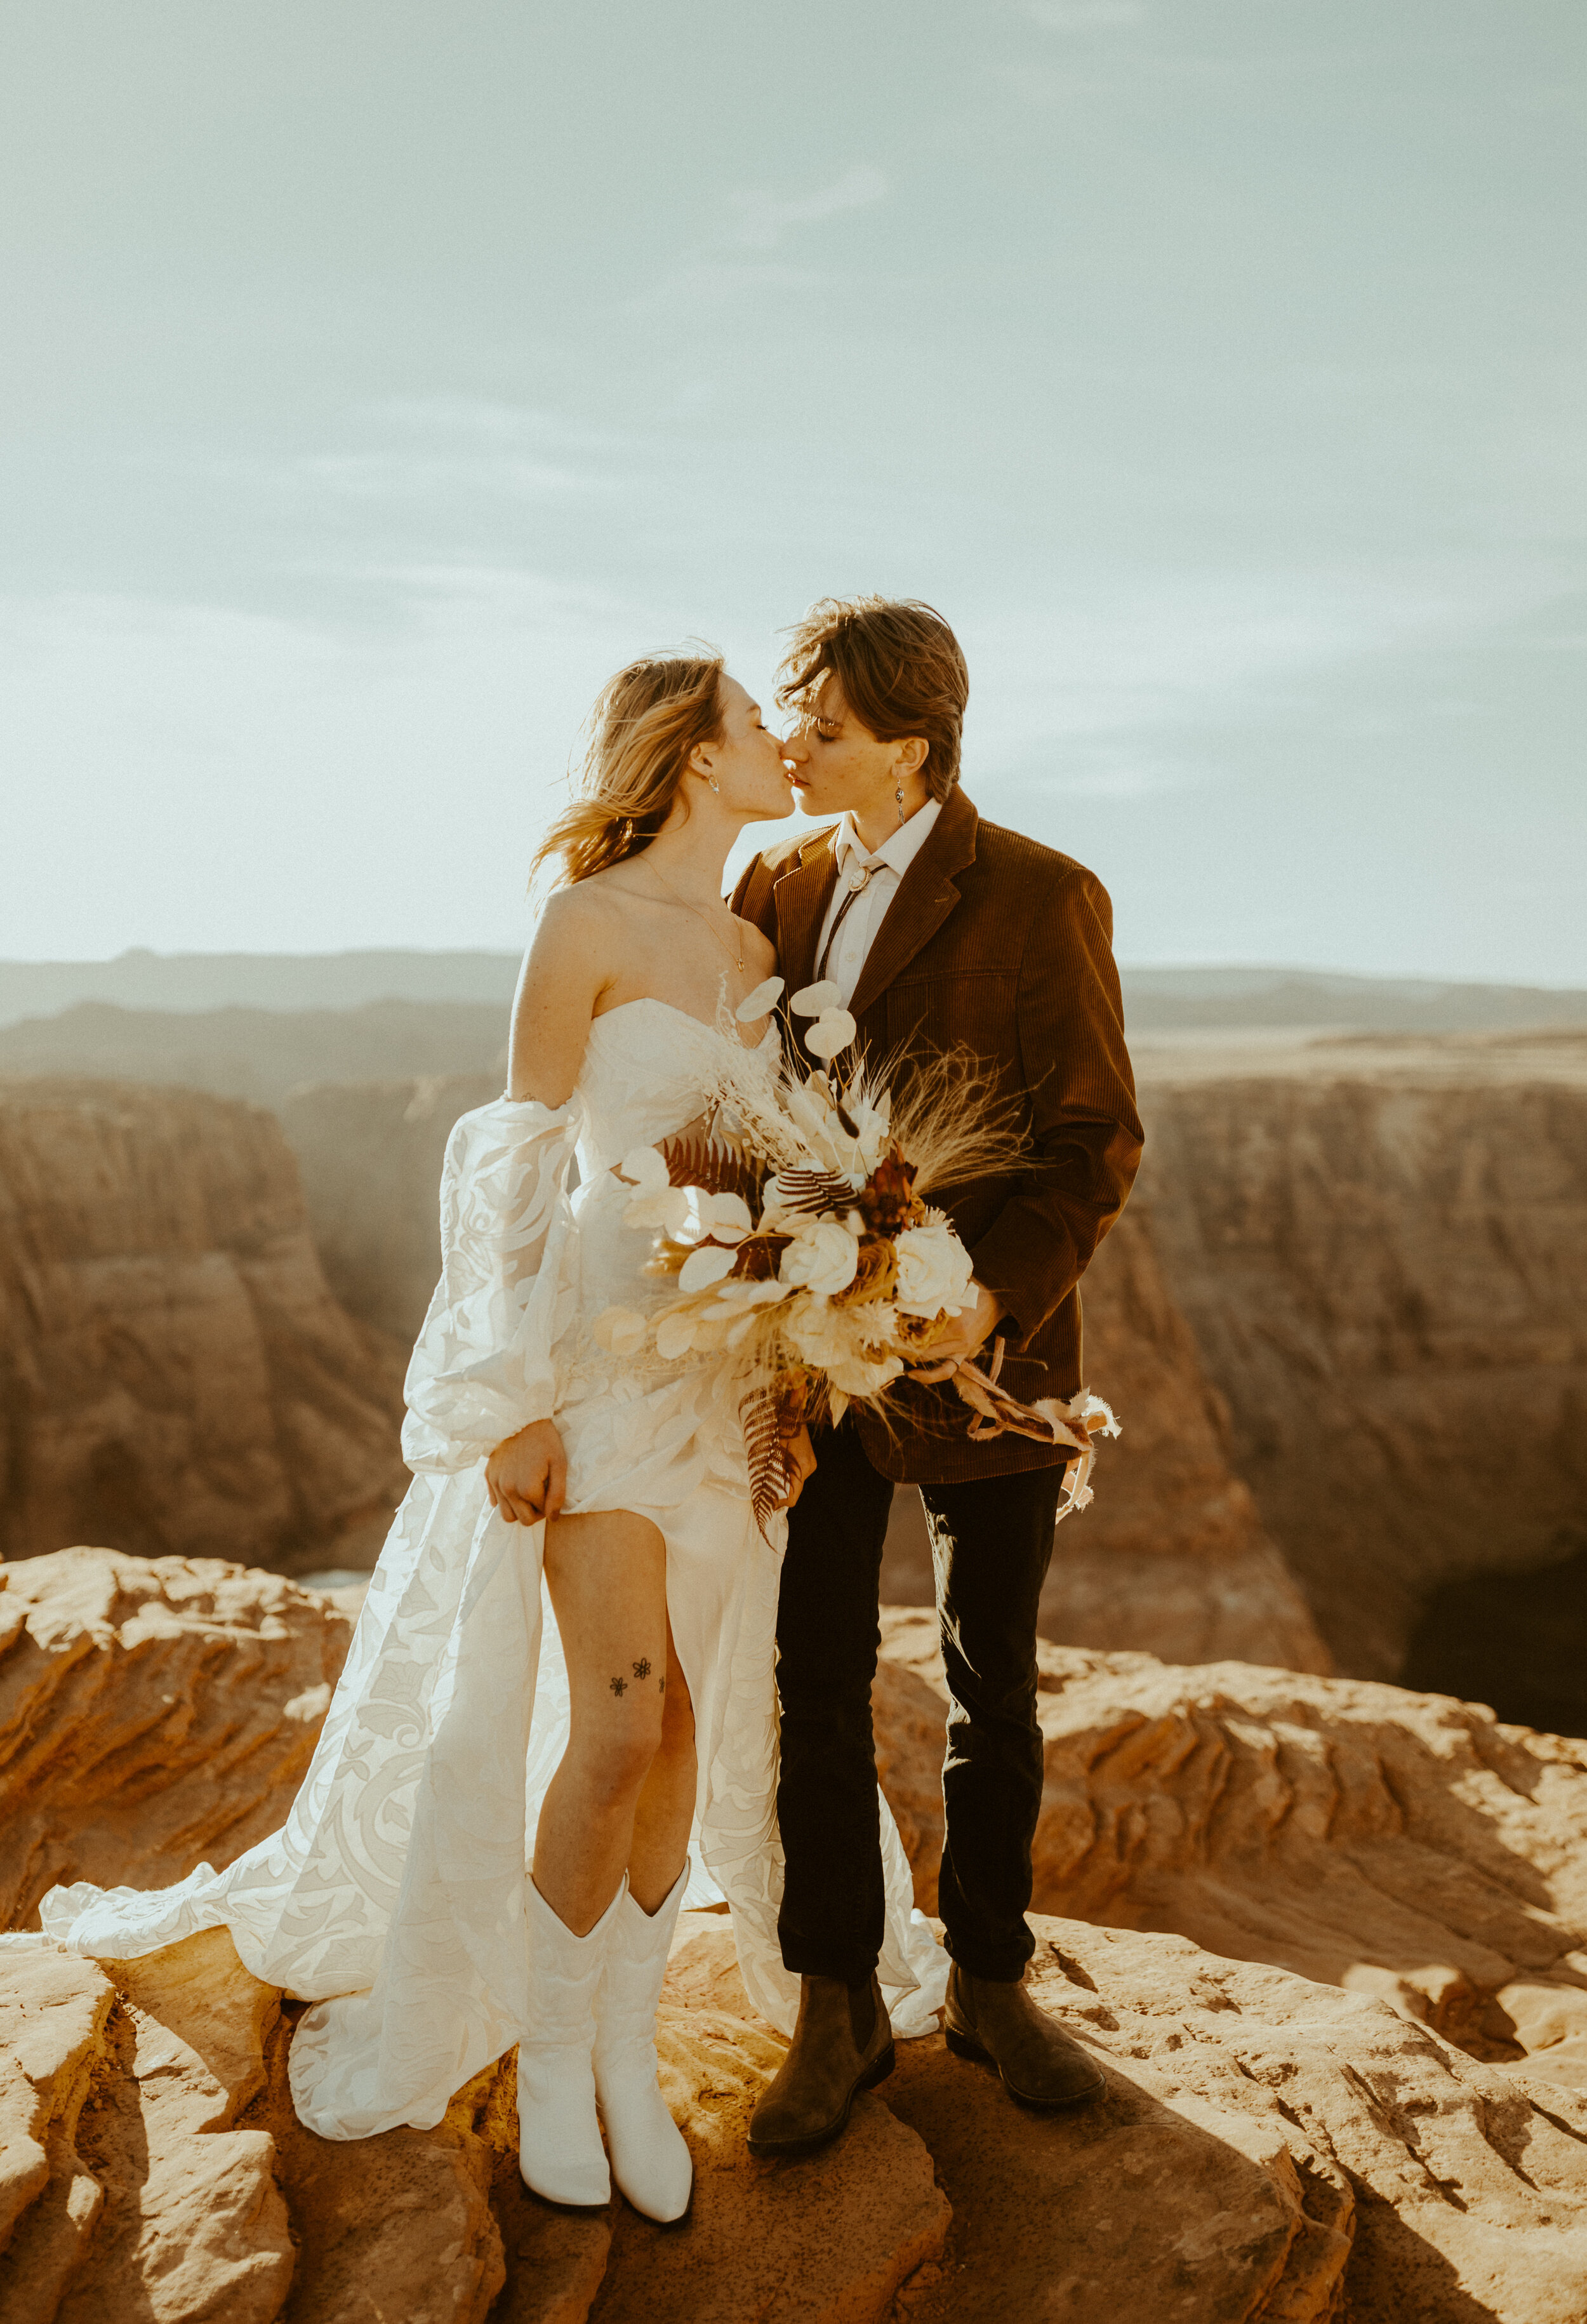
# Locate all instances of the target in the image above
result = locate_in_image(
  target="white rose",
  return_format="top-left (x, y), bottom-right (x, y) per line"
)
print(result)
top-left (893, 1219), bottom-right (975, 1319)
top-left (779, 1219), bottom-right (861, 1296)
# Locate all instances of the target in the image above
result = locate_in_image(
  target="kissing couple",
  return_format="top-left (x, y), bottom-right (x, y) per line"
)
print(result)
top-left (39, 595), bottom-right (1145, 2225)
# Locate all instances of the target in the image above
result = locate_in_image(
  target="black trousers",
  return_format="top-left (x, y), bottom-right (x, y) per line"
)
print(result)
top-left (774, 1417), bottom-right (1065, 1986)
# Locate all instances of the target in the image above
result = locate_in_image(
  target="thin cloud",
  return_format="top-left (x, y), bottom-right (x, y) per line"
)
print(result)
top-left (730, 165), bottom-right (887, 251)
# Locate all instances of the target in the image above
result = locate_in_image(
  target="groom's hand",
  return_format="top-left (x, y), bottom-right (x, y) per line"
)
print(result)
top-left (911, 1281), bottom-right (1006, 1379)
top-left (486, 1419), bottom-right (568, 1525)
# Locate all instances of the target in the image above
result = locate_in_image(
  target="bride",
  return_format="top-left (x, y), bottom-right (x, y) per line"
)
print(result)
top-left (38, 650), bottom-right (947, 2224)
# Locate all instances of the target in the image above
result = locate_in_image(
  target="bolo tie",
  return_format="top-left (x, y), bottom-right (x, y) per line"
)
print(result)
top-left (814, 856), bottom-right (875, 988)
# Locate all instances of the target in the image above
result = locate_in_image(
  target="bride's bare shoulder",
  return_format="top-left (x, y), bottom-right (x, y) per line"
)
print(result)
top-left (740, 919), bottom-right (778, 978)
top-left (533, 874), bottom-right (632, 949)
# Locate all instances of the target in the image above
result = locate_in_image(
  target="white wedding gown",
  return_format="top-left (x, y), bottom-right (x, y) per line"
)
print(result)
top-left (37, 998), bottom-right (947, 2137)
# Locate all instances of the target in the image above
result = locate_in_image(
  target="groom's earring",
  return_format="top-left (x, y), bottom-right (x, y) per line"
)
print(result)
top-left (895, 775), bottom-right (905, 826)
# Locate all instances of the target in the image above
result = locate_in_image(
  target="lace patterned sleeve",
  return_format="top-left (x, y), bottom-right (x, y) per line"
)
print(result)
top-left (401, 1097), bottom-right (580, 1474)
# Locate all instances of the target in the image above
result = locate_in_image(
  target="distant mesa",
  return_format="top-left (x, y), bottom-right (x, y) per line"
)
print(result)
top-left (3, 947), bottom-right (1586, 1034)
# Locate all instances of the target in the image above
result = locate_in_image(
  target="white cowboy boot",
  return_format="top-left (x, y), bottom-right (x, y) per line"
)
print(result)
top-left (592, 1861), bottom-right (693, 2222)
top-left (518, 1876), bottom-right (625, 2207)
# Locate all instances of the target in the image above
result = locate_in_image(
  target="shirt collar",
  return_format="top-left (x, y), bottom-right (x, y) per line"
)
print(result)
top-left (834, 796), bottom-right (942, 882)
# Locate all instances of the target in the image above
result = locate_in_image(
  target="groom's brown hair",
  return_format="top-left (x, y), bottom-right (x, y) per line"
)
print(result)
top-left (776, 596), bottom-right (968, 802)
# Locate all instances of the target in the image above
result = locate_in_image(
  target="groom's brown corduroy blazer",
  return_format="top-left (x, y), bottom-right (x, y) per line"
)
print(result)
top-left (730, 787), bottom-right (1145, 1485)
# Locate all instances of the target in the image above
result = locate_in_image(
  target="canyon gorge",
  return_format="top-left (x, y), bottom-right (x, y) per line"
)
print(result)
top-left (3, 972), bottom-right (1586, 2317)
top-left (6, 1001), bottom-right (1583, 1713)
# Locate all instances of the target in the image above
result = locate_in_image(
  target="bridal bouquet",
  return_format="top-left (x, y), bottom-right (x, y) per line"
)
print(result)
top-left (593, 977), bottom-right (1119, 1531)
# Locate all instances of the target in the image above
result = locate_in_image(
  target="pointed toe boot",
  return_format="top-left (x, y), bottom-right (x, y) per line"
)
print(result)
top-left (518, 1878), bottom-right (625, 2208)
top-left (593, 1861), bottom-right (694, 2224)
top-left (747, 1973), bottom-right (894, 2158)
top-left (943, 1961), bottom-right (1106, 2107)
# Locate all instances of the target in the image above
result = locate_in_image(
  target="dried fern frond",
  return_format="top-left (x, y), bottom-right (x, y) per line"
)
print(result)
top-left (741, 1386), bottom-right (788, 1540)
top-left (773, 1168), bottom-right (856, 1217)
top-left (660, 1132), bottom-right (768, 1207)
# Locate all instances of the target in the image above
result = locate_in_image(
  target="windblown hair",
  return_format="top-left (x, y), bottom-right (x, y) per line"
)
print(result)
top-left (776, 596), bottom-right (969, 802)
top-left (530, 651), bottom-right (726, 888)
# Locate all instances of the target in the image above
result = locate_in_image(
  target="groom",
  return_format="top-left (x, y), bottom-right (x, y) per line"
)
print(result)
top-left (731, 596), bottom-right (1144, 2151)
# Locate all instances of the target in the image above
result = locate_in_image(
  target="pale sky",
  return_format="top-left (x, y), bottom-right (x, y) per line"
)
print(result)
top-left (2, 0), bottom-right (1583, 979)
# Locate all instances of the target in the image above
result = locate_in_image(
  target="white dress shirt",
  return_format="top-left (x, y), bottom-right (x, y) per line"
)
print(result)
top-left (811, 799), bottom-right (942, 1006)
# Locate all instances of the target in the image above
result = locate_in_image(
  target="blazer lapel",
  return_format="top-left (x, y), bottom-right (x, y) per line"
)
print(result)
top-left (847, 789), bottom-right (979, 1022)
top-left (773, 825), bottom-right (842, 994)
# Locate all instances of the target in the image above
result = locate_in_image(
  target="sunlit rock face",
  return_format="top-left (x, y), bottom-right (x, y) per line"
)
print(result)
top-left (875, 1605), bottom-right (1587, 2097)
top-left (0, 1079), bottom-right (408, 1573)
top-left (8, 1550), bottom-right (1587, 2318)
top-left (0, 1549), bottom-right (357, 1932)
top-left (1138, 1067), bottom-right (1587, 1692)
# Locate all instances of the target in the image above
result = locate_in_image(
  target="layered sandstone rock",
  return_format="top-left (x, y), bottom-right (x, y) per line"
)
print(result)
top-left (9, 1911), bottom-right (1587, 2323)
top-left (279, 1074), bottom-right (500, 1341)
top-left (0, 1549), bottom-right (355, 1931)
top-left (8, 1553), bottom-right (1587, 2316)
top-left (0, 1080), bottom-right (409, 1572)
top-left (883, 1206), bottom-right (1331, 1671)
top-left (0, 1923), bottom-right (947, 2324)
top-left (1136, 1066), bottom-right (1587, 1690)
top-left (877, 1606), bottom-right (1587, 2092)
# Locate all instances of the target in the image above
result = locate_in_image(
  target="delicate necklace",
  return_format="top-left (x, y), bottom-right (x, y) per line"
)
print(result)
top-left (642, 856), bottom-right (745, 973)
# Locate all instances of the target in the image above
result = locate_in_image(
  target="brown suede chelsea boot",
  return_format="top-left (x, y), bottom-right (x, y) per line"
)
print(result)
top-left (943, 1962), bottom-right (1106, 2106)
top-left (747, 1973), bottom-right (894, 2156)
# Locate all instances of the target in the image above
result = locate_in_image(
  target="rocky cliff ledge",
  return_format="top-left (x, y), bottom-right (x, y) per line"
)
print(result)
top-left (0, 1081), bottom-right (409, 1573)
top-left (6, 1549), bottom-right (1587, 2320)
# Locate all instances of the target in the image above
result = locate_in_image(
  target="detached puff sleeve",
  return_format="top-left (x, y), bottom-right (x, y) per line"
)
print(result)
top-left (401, 1097), bottom-right (580, 1474)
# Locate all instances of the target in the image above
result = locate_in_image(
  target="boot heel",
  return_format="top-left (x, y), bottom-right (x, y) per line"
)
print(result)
top-left (858, 2041), bottom-right (896, 2091)
top-left (945, 2025), bottom-right (990, 2064)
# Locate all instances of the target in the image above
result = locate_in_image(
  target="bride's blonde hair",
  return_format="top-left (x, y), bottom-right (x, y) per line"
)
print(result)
top-left (530, 651), bottom-right (726, 888)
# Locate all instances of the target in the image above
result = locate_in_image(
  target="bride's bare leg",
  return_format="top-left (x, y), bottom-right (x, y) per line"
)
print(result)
top-left (628, 1630), bottom-right (696, 1913)
top-left (535, 1510), bottom-right (670, 1934)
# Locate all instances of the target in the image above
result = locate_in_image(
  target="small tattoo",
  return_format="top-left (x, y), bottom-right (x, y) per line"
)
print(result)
top-left (609, 1676), bottom-right (627, 1697)
top-left (632, 1658), bottom-right (651, 1680)
top-left (658, 1675), bottom-right (667, 1694)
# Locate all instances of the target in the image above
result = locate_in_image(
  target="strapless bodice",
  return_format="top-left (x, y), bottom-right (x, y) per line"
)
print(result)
top-left (573, 998), bottom-right (776, 1175)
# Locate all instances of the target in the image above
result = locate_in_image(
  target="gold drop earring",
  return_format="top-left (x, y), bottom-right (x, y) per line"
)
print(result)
top-left (895, 771), bottom-right (905, 827)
